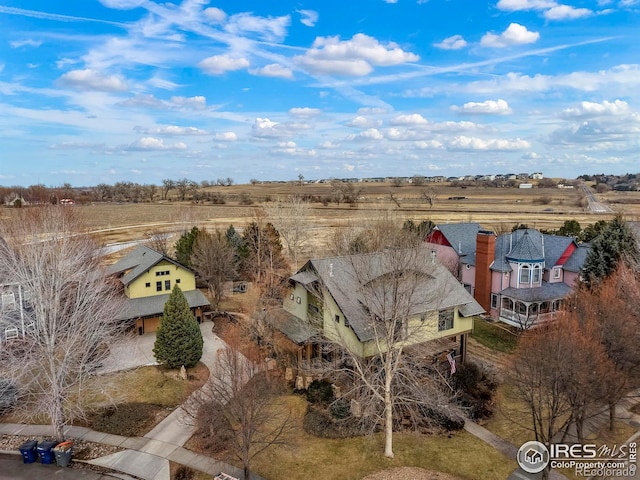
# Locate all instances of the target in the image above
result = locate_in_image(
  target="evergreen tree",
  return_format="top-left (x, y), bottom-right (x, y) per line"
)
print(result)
top-left (557, 219), bottom-right (581, 239)
top-left (581, 215), bottom-right (639, 288)
top-left (174, 226), bottom-right (200, 267)
top-left (153, 285), bottom-right (203, 368)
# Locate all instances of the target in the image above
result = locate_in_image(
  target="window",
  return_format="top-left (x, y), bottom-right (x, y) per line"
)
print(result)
top-left (438, 309), bottom-right (454, 331)
top-left (176, 278), bottom-right (180, 284)
top-left (553, 268), bottom-right (561, 279)
top-left (290, 293), bottom-right (294, 300)
top-left (344, 317), bottom-right (350, 328)
top-left (165, 280), bottom-right (170, 291)
top-left (532, 265), bottom-right (541, 283)
top-left (308, 304), bottom-right (319, 314)
top-left (335, 314), bottom-right (340, 323)
top-left (156, 281), bottom-right (162, 292)
top-left (155, 270), bottom-right (170, 276)
top-left (519, 265), bottom-right (530, 284)
top-left (145, 282), bottom-right (151, 288)
top-left (491, 294), bottom-right (498, 309)
top-left (463, 283), bottom-right (472, 294)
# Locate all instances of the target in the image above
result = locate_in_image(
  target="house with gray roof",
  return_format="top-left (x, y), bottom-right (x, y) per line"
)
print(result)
top-left (107, 245), bottom-right (209, 334)
top-left (266, 248), bottom-right (483, 374)
top-left (426, 225), bottom-right (589, 328)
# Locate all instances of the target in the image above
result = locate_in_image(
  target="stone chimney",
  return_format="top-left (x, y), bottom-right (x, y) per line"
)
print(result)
top-left (474, 230), bottom-right (496, 313)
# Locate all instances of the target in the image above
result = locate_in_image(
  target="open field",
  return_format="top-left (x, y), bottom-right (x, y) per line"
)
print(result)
top-left (4, 182), bottom-right (637, 259)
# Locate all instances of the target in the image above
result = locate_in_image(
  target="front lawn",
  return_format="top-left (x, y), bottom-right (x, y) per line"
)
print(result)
top-left (205, 395), bottom-right (516, 480)
top-left (471, 318), bottom-right (518, 353)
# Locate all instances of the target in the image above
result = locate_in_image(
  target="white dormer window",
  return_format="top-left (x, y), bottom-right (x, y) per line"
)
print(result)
top-left (532, 265), bottom-right (541, 283)
top-left (519, 265), bottom-right (530, 284)
top-left (553, 268), bottom-right (561, 279)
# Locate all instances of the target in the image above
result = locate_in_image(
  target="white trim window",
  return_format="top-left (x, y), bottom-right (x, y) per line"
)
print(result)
top-left (553, 267), bottom-right (561, 279)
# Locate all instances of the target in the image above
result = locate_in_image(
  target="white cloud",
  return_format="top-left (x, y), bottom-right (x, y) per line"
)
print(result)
top-left (203, 7), bottom-right (226, 23)
top-left (448, 136), bottom-right (530, 151)
top-left (347, 128), bottom-right (384, 141)
top-left (10, 39), bottom-right (42, 48)
top-left (297, 9), bottom-right (318, 27)
top-left (497, 0), bottom-right (557, 11)
top-left (198, 54), bottom-right (250, 75)
top-left (481, 23), bottom-right (540, 48)
top-left (214, 132), bottom-right (237, 141)
top-left (224, 12), bottom-right (290, 42)
top-left (98, 0), bottom-right (144, 9)
top-left (250, 64), bottom-right (293, 79)
top-left (414, 140), bottom-right (444, 149)
top-left (147, 76), bottom-right (181, 90)
top-left (169, 95), bottom-right (207, 110)
top-left (389, 113), bottom-right (428, 125)
top-left (561, 99), bottom-right (630, 118)
top-left (289, 107), bottom-right (321, 117)
top-left (58, 69), bottom-right (128, 92)
top-left (252, 117), bottom-right (290, 138)
top-left (544, 5), bottom-right (592, 20)
top-left (347, 116), bottom-right (382, 128)
top-left (49, 141), bottom-right (105, 150)
top-left (434, 35), bottom-right (467, 50)
top-left (453, 99), bottom-right (512, 114)
top-left (126, 137), bottom-right (187, 151)
top-left (296, 33), bottom-right (419, 76)
top-left (133, 125), bottom-right (208, 135)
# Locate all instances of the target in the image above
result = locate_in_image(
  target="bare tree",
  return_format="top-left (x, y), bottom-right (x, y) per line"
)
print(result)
top-left (323, 243), bottom-right (461, 458)
top-left (0, 206), bottom-right (125, 441)
top-left (191, 229), bottom-right (237, 310)
top-left (161, 179), bottom-right (175, 200)
top-left (421, 187), bottom-right (438, 208)
top-left (175, 178), bottom-right (197, 201)
top-left (264, 196), bottom-right (312, 268)
top-left (186, 332), bottom-right (294, 479)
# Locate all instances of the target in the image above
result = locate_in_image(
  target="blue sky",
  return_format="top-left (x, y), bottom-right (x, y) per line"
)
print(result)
top-left (0, 0), bottom-right (638, 187)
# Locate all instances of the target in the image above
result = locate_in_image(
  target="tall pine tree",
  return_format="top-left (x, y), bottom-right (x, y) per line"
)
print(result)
top-left (153, 285), bottom-right (203, 368)
top-left (581, 215), bottom-right (639, 288)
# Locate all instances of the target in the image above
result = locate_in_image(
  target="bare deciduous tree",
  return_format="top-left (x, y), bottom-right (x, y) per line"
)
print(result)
top-left (191, 229), bottom-right (237, 310)
top-left (0, 206), bottom-right (125, 441)
top-left (264, 196), bottom-right (312, 268)
top-left (322, 242), bottom-right (462, 458)
top-left (185, 332), bottom-right (294, 479)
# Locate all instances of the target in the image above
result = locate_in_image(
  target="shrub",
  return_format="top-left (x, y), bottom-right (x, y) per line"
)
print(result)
top-left (329, 399), bottom-right (350, 419)
top-left (452, 362), bottom-right (497, 420)
top-left (174, 466), bottom-right (195, 480)
top-left (306, 379), bottom-right (334, 405)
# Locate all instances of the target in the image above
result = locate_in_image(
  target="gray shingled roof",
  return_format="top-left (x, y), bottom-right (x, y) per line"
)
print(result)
top-left (506, 230), bottom-right (544, 262)
top-left (433, 223), bottom-right (482, 259)
top-left (115, 289), bottom-right (210, 321)
top-left (265, 308), bottom-right (318, 344)
top-left (295, 248), bottom-right (483, 343)
top-left (541, 235), bottom-right (575, 267)
top-left (107, 245), bottom-right (189, 286)
top-left (563, 243), bottom-right (590, 272)
top-left (501, 282), bottom-right (570, 302)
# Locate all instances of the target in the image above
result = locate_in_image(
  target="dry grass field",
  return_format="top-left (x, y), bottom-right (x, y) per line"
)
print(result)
top-left (3, 181), bottom-right (638, 259)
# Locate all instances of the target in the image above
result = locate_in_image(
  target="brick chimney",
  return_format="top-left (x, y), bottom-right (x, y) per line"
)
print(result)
top-left (474, 230), bottom-right (496, 313)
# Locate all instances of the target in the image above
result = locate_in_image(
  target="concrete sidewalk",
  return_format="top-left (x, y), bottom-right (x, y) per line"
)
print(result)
top-left (0, 423), bottom-right (258, 480)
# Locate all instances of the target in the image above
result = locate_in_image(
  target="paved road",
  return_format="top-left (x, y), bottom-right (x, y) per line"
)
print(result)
top-left (0, 453), bottom-right (118, 479)
top-left (581, 183), bottom-right (613, 213)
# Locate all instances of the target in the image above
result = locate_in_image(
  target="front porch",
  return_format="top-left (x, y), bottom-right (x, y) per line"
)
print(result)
top-left (497, 282), bottom-right (570, 329)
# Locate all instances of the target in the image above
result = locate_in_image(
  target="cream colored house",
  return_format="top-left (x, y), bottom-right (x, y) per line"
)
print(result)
top-left (267, 249), bottom-right (483, 373)
top-left (107, 246), bottom-right (209, 334)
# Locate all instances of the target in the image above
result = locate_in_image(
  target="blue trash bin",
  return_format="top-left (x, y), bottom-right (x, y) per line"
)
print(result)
top-left (19, 440), bottom-right (38, 464)
top-left (36, 440), bottom-right (58, 464)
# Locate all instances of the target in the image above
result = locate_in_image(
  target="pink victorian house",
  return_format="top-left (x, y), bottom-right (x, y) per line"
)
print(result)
top-left (425, 223), bottom-right (589, 328)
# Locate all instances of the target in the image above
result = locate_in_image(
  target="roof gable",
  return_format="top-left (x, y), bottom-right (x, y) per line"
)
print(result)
top-left (107, 245), bottom-right (191, 286)
top-left (296, 248), bottom-right (483, 342)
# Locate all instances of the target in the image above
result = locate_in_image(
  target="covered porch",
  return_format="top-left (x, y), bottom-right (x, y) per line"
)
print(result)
top-left (498, 282), bottom-right (570, 329)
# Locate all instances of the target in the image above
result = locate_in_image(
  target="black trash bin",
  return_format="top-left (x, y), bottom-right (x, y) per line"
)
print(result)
top-left (53, 441), bottom-right (73, 467)
top-left (18, 440), bottom-right (38, 464)
top-left (36, 440), bottom-right (58, 464)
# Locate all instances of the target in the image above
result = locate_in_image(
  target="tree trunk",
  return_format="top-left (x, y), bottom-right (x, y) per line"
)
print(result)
top-left (384, 375), bottom-right (394, 458)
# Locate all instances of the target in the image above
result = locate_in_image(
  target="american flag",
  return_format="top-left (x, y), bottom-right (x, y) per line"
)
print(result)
top-left (446, 352), bottom-right (456, 376)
